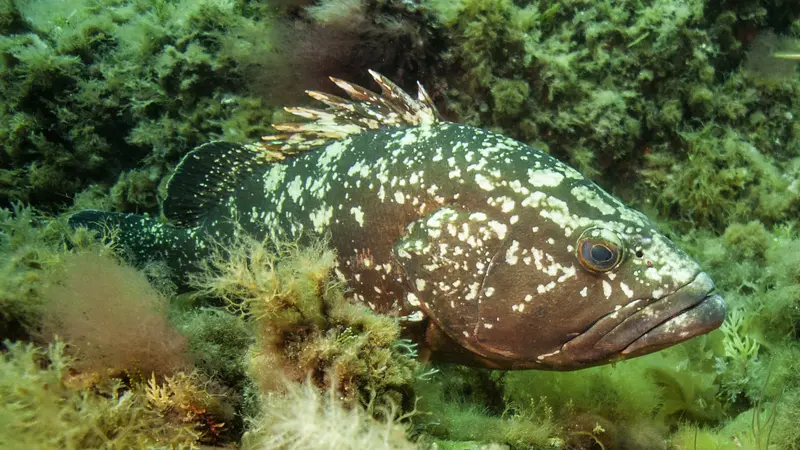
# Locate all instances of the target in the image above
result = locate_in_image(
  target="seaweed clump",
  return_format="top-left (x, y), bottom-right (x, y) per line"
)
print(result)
top-left (0, 0), bottom-right (276, 212)
top-left (0, 340), bottom-right (220, 449)
top-left (241, 381), bottom-right (416, 450)
top-left (642, 124), bottom-right (799, 230)
top-left (0, 204), bottom-right (116, 341)
top-left (191, 233), bottom-right (420, 413)
top-left (40, 250), bottom-right (190, 378)
top-left (0, 204), bottom-right (236, 447)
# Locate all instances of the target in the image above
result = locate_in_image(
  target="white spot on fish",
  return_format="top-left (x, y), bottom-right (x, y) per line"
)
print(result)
top-left (316, 140), bottom-right (347, 168)
top-left (506, 240), bottom-right (519, 265)
top-left (620, 282), bottom-right (633, 297)
top-left (475, 173), bottom-right (495, 191)
top-left (528, 169), bottom-right (564, 187)
top-left (570, 185), bottom-right (616, 215)
top-left (350, 206), bottom-right (364, 226)
top-left (287, 176), bottom-right (304, 201)
top-left (537, 349), bottom-right (561, 360)
top-left (404, 311), bottom-right (424, 322)
top-left (602, 280), bottom-right (612, 298)
top-left (263, 164), bottom-right (287, 192)
top-left (310, 204), bottom-right (333, 233)
top-left (499, 197), bottom-right (515, 213)
top-left (487, 220), bottom-right (508, 239)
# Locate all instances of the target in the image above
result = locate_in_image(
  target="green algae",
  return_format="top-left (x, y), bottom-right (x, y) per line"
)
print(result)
top-left (189, 233), bottom-right (421, 413)
top-left (2, 0), bottom-right (800, 448)
top-left (0, 206), bottom-right (424, 448)
top-left (0, 0), bottom-right (278, 212)
top-left (0, 340), bottom-right (216, 449)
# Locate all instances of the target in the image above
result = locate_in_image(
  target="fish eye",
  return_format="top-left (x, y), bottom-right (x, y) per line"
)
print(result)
top-left (577, 227), bottom-right (624, 273)
top-left (591, 244), bottom-right (614, 262)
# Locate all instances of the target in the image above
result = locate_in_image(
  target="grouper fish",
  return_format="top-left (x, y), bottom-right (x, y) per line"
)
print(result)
top-left (69, 71), bottom-right (726, 370)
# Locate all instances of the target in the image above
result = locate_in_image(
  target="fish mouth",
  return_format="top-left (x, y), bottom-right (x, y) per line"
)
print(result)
top-left (620, 290), bottom-right (725, 357)
top-left (550, 272), bottom-right (726, 369)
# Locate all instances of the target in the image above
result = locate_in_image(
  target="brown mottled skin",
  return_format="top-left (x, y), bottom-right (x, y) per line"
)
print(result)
top-left (70, 74), bottom-right (725, 370)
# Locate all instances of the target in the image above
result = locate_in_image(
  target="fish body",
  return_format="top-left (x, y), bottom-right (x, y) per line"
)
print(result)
top-left (70, 72), bottom-right (725, 370)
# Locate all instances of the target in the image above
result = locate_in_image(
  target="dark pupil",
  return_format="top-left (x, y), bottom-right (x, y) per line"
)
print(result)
top-left (591, 244), bottom-right (613, 262)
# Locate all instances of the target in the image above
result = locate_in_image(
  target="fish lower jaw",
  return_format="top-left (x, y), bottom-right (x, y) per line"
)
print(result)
top-left (620, 292), bottom-right (725, 357)
top-left (548, 271), bottom-right (726, 370)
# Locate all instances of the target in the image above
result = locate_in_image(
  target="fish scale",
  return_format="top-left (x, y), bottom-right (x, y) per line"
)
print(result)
top-left (69, 71), bottom-right (725, 370)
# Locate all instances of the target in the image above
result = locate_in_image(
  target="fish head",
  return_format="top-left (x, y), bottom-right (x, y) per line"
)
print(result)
top-left (462, 215), bottom-right (726, 370)
top-left (399, 173), bottom-right (726, 371)
top-left (386, 125), bottom-right (726, 371)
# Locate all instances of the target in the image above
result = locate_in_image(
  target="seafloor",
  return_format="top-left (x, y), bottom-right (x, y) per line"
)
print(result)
top-left (2, 0), bottom-right (800, 449)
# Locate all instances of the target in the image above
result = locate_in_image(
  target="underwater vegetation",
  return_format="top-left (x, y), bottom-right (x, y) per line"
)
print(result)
top-left (0, 340), bottom-right (216, 448)
top-left (190, 233), bottom-right (421, 412)
top-left (2, 0), bottom-right (800, 449)
top-left (0, 0), bottom-right (441, 213)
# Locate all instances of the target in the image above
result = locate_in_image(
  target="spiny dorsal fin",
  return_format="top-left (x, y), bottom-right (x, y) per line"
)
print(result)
top-left (163, 141), bottom-right (268, 227)
top-left (162, 72), bottom-right (440, 227)
top-left (257, 69), bottom-right (441, 156)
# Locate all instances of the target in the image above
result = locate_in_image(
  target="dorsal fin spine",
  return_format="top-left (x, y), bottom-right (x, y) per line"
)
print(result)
top-left (161, 72), bottom-right (440, 227)
top-left (257, 70), bottom-right (441, 157)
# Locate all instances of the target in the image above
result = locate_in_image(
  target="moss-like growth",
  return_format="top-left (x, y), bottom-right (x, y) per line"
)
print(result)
top-left (0, 0), bottom-right (285, 212)
top-left (413, 335), bottom-right (730, 448)
top-left (0, 0), bottom-right (24, 35)
top-left (241, 381), bottom-right (416, 450)
top-left (0, 340), bottom-right (213, 448)
top-left (490, 77), bottom-right (530, 120)
top-left (0, 204), bottom-right (111, 341)
top-left (180, 307), bottom-right (254, 389)
top-left (413, 365), bottom-right (559, 448)
top-left (190, 233), bottom-right (420, 414)
top-left (722, 220), bottom-right (771, 261)
top-left (644, 125), bottom-right (799, 230)
top-left (503, 340), bottom-right (722, 445)
top-left (674, 224), bottom-right (800, 446)
top-left (40, 250), bottom-right (190, 378)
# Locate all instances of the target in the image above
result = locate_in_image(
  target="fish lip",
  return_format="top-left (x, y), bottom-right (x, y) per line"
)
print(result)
top-left (593, 272), bottom-right (720, 351)
top-left (620, 291), bottom-right (726, 356)
top-left (550, 272), bottom-right (725, 369)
